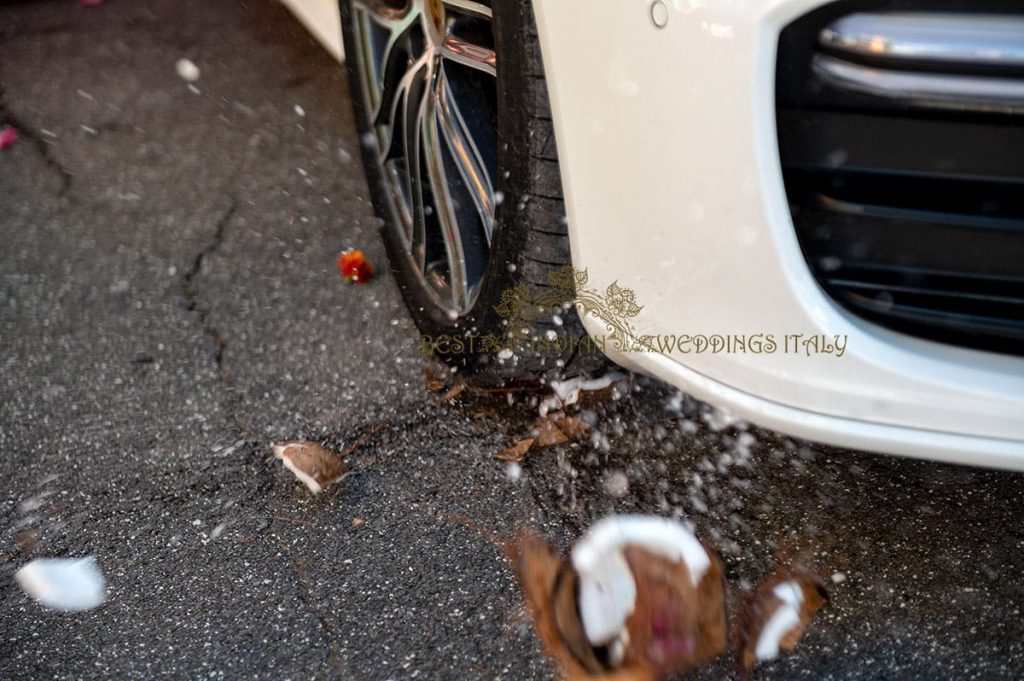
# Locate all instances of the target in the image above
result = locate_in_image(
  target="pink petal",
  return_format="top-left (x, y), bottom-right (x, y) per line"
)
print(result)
top-left (0, 126), bottom-right (17, 151)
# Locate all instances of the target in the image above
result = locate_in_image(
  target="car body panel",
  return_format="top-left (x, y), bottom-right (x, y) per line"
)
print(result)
top-left (281, 0), bottom-right (344, 61)
top-left (531, 0), bottom-right (1024, 465)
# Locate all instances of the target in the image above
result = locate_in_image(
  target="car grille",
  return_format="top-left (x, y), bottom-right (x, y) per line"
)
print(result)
top-left (776, 2), bottom-right (1024, 356)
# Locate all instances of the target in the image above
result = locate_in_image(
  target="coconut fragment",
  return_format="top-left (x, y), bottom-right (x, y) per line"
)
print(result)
top-left (272, 441), bottom-right (346, 494)
top-left (738, 569), bottom-right (828, 671)
top-left (549, 371), bottom-right (628, 407)
top-left (509, 516), bottom-right (726, 681)
top-left (15, 557), bottom-right (106, 611)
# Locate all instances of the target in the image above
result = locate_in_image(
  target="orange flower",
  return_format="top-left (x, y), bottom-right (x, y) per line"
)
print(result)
top-left (337, 250), bottom-right (374, 284)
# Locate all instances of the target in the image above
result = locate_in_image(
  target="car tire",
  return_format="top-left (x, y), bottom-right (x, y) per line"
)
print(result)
top-left (339, 0), bottom-right (606, 384)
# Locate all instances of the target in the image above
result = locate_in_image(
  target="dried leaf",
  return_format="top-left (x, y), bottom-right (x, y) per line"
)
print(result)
top-left (423, 365), bottom-right (447, 393)
top-left (552, 413), bottom-right (590, 441)
top-left (495, 438), bottom-right (535, 463)
top-left (534, 419), bottom-right (569, 448)
top-left (439, 382), bottom-right (466, 402)
top-left (273, 441), bottom-right (346, 494)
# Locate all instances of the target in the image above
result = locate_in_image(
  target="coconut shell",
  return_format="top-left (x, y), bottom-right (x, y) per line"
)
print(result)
top-left (737, 569), bottom-right (828, 671)
top-left (619, 544), bottom-right (727, 675)
top-left (273, 441), bottom-right (346, 494)
top-left (507, 533), bottom-right (659, 681)
top-left (507, 533), bottom-right (727, 681)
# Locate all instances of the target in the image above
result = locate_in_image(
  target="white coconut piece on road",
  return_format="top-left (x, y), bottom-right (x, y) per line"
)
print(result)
top-left (15, 556), bottom-right (106, 611)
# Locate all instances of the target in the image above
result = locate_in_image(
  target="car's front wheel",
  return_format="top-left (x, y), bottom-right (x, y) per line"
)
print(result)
top-left (339, 0), bottom-right (604, 383)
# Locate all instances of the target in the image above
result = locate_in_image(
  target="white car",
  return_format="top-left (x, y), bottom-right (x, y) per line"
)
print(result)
top-left (284, 0), bottom-right (1024, 468)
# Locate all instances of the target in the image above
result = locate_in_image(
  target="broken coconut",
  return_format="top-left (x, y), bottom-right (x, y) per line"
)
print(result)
top-left (737, 568), bottom-right (828, 672)
top-left (15, 556), bottom-right (106, 611)
top-left (273, 441), bottom-right (346, 494)
top-left (508, 515), bottom-right (727, 681)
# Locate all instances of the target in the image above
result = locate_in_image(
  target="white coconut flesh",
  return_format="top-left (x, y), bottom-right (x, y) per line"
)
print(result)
top-left (570, 515), bottom-right (712, 653)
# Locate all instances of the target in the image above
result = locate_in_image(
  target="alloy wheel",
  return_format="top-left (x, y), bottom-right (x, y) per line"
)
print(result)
top-left (351, 0), bottom-right (498, 318)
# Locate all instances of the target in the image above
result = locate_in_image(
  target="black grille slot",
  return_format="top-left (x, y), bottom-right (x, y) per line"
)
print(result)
top-left (777, 2), bottom-right (1024, 356)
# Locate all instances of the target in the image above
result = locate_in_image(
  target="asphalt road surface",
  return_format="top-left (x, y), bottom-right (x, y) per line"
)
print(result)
top-left (2, 1), bottom-right (1023, 679)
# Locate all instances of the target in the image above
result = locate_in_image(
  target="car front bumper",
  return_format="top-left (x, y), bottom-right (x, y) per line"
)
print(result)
top-left (532, 0), bottom-right (1024, 467)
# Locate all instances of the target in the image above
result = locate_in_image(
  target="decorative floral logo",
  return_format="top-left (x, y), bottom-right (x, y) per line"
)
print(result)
top-left (494, 266), bottom-right (654, 352)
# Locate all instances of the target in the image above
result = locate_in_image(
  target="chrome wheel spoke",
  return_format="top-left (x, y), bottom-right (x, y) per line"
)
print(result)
top-left (406, 70), bottom-right (429, 271)
top-left (381, 56), bottom-right (429, 257)
top-left (442, 0), bottom-right (492, 20)
top-left (442, 35), bottom-right (496, 77)
top-left (371, 28), bottom-right (412, 127)
top-left (352, 0), bottom-right (414, 27)
top-left (421, 74), bottom-right (471, 312)
top-left (350, 0), bottom-right (496, 317)
top-left (381, 55), bottom-right (429, 163)
top-left (435, 67), bottom-right (495, 242)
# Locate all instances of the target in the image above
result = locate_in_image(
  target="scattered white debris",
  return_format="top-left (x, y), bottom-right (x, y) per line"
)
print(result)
top-left (175, 58), bottom-right (201, 83)
top-left (338, 146), bottom-right (353, 163)
top-left (15, 557), bottom-right (106, 611)
top-left (293, 104), bottom-right (306, 117)
top-left (538, 396), bottom-right (562, 419)
top-left (504, 462), bottom-right (522, 482)
top-left (703, 406), bottom-right (740, 432)
top-left (80, 125), bottom-right (98, 136)
top-left (549, 371), bottom-right (627, 407)
top-left (214, 439), bottom-right (246, 457)
top-left (831, 572), bottom-right (847, 584)
top-left (187, 83), bottom-right (201, 95)
top-left (603, 470), bottom-right (630, 498)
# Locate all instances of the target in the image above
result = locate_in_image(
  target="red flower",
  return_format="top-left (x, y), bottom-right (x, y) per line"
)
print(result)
top-left (337, 250), bottom-right (374, 284)
top-left (0, 126), bottom-right (17, 151)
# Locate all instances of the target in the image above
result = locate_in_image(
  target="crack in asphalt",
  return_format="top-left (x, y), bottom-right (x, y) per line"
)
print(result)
top-left (0, 84), bottom-right (73, 197)
top-left (273, 536), bottom-right (351, 680)
top-left (181, 197), bottom-right (259, 446)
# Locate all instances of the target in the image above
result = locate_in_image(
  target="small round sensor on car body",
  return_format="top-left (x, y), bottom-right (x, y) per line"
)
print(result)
top-left (650, 0), bottom-right (669, 29)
